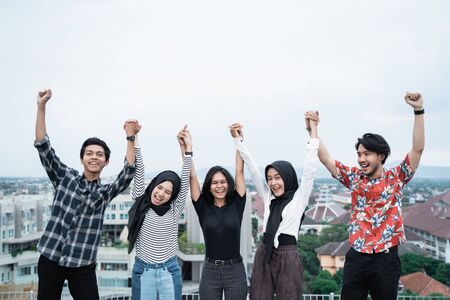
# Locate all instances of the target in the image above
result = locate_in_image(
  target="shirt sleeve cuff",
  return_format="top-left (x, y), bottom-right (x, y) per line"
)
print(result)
top-left (307, 138), bottom-right (319, 149)
top-left (123, 158), bottom-right (136, 169)
top-left (34, 134), bottom-right (50, 147)
top-left (233, 137), bottom-right (244, 147)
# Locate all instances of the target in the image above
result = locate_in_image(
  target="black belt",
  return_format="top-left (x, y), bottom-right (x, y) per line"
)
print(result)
top-left (205, 256), bottom-right (242, 266)
top-left (263, 233), bottom-right (296, 246)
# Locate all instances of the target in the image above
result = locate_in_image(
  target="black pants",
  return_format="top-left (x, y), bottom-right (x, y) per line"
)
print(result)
top-left (37, 255), bottom-right (99, 300)
top-left (341, 246), bottom-right (400, 300)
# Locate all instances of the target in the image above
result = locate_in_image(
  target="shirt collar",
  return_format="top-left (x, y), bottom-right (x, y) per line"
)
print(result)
top-left (360, 167), bottom-right (387, 181)
top-left (78, 173), bottom-right (102, 186)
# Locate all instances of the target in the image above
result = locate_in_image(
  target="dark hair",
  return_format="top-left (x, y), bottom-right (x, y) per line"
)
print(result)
top-left (201, 166), bottom-right (235, 205)
top-left (80, 137), bottom-right (111, 161)
top-left (355, 133), bottom-right (390, 164)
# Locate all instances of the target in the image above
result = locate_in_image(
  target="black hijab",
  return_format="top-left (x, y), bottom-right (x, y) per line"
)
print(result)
top-left (145, 171), bottom-right (181, 216)
top-left (127, 170), bottom-right (181, 253)
top-left (264, 160), bottom-right (298, 262)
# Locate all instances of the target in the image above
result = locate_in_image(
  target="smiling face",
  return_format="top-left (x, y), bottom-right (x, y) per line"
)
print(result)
top-left (266, 167), bottom-right (285, 197)
top-left (357, 144), bottom-right (384, 178)
top-left (150, 180), bottom-right (174, 206)
top-left (209, 172), bottom-right (229, 202)
top-left (80, 145), bottom-right (109, 176)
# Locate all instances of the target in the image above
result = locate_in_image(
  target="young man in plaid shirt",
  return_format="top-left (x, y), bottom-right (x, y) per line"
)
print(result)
top-left (34, 89), bottom-right (138, 300)
top-left (306, 92), bottom-right (425, 300)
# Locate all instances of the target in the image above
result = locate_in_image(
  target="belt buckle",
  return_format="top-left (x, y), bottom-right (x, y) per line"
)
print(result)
top-left (214, 260), bottom-right (224, 266)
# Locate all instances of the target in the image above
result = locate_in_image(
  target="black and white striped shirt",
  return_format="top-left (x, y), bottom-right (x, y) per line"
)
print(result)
top-left (34, 135), bottom-right (135, 267)
top-left (132, 147), bottom-right (191, 263)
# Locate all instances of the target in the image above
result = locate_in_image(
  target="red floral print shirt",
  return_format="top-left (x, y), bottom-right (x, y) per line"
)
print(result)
top-left (335, 155), bottom-right (415, 253)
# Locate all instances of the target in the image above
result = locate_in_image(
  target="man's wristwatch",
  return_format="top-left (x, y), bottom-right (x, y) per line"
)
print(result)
top-left (414, 108), bottom-right (425, 115)
top-left (126, 136), bottom-right (136, 141)
top-left (185, 151), bottom-right (193, 156)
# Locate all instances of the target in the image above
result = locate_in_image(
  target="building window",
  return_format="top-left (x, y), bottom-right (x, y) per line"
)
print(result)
top-left (100, 263), bottom-right (128, 271)
top-left (19, 267), bottom-right (31, 276)
top-left (110, 204), bottom-right (116, 211)
top-left (98, 277), bottom-right (128, 287)
top-left (111, 214), bottom-right (116, 220)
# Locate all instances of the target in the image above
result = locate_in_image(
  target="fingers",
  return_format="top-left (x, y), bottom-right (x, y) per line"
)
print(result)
top-left (229, 123), bottom-right (244, 138)
top-left (123, 119), bottom-right (141, 134)
top-left (405, 92), bottom-right (422, 101)
top-left (304, 111), bottom-right (319, 121)
top-left (37, 89), bottom-right (52, 103)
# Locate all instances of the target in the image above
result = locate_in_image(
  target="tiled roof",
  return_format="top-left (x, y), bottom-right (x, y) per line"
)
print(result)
top-left (400, 272), bottom-right (450, 296)
top-left (302, 215), bottom-right (320, 225)
top-left (398, 243), bottom-right (428, 256)
top-left (329, 211), bottom-right (351, 225)
top-left (404, 227), bottom-right (424, 242)
top-left (315, 241), bottom-right (350, 257)
top-left (403, 191), bottom-right (450, 239)
top-left (305, 203), bottom-right (347, 222)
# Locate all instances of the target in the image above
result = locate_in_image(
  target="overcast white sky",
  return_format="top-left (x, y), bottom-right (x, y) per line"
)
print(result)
top-left (1, 0), bottom-right (449, 177)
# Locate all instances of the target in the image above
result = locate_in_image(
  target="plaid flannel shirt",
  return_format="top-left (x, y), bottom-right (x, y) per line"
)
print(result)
top-left (35, 135), bottom-right (135, 267)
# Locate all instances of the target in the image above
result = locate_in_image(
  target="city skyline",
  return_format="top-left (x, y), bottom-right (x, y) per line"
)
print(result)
top-left (1, 0), bottom-right (449, 177)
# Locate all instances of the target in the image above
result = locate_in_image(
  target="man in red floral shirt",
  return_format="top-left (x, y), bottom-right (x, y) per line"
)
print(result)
top-left (305, 92), bottom-right (425, 300)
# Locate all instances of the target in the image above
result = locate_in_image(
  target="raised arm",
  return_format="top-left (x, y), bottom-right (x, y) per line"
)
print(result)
top-left (296, 114), bottom-right (320, 209)
top-left (404, 92), bottom-right (425, 171)
top-left (180, 128), bottom-right (201, 202)
top-left (305, 111), bottom-right (337, 178)
top-left (131, 132), bottom-right (145, 200)
top-left (35, 89), bottom-right (52, 142)
top-left (174, 126), bottom-right (193, 214)
top-left (124, 119), bottom-right (140, 166)
top-left (229, 123), bottom-right (267, 199)
top-left (230, 125), bottom-right (245, 197)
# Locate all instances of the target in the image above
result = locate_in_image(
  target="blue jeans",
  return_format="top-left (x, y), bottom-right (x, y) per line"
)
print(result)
top-left (132, 256), bottom-right (182, 300)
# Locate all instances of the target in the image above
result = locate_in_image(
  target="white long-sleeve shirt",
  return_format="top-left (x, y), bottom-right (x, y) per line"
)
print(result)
top-left (234, 137), bottom-right (319, 248)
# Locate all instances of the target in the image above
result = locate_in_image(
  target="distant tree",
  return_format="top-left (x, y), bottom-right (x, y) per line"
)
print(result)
top-left (251, 217), bottom-right (258, 242)
top-left (298, 234), bottom-right (322, 276)
top-left (319, 224), bottom-right (348, 244)
top-left (400, 289), bottom-right (418, 296)
top-left (333, 268), bottom-right (343, 286)
top-left (309, 270), bottom-right (339, 294)
top-left (400, 253), bottom-right (440, 276)
top-left (434, 263), bottom-right (450, 286)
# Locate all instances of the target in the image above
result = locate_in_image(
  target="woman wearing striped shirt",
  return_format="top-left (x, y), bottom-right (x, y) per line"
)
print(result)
top-left (127, 124), bottom-right (192, 300)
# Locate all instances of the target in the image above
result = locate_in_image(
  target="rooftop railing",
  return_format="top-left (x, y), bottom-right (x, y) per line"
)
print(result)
top-left (1, 292), bottom-right (450, 300)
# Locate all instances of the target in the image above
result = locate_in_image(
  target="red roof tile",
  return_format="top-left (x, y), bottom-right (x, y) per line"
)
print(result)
top-left (400, 272), bottom-right (450, 296)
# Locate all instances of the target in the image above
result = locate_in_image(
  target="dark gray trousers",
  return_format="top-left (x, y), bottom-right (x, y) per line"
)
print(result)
top-left (250, 244), bottom-right (303, 300)
top-left (199, 260), bottom-right (248, 300)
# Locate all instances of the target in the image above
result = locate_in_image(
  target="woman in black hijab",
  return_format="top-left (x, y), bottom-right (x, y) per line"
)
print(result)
top-left (230, 117), bottom-right (319, 300)
top-left (127, 124), bottom-right (193, 300)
